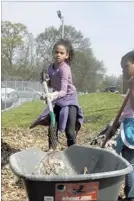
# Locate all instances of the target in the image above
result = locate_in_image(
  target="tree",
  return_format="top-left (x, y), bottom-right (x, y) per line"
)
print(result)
top-left (15, 33), bottom-right (37, 69)
top-left (1, 21), bottom-right (106, 86)
top-left (59, 26), bottom-right (90, 50)
top-left (36, 26), bottom-right (60, 65)
top-left (71, 49), bottom-right (105, 92)
top-left (99, 75), bottom-right (123, 93)
top-left (1, 21), bottom-right (39, 80)
top-left (1, 21), bottom-right (27, 70)
top-left (35, 25), bottom-right (91, 64)
top-left (36, 25), bottom-right (105, 91)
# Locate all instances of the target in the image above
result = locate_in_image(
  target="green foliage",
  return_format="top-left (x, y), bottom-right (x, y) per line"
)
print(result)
top-left (79, 93), bottom-right (123, 133)
top-left (2, 100), bottom-right (44, 128)
top-left (1, 21), bottom-right (106, 91)
top-left (99, 75), bottom-right (123, 93)
top-left (72, 50), bottom-right (105, 92)
top-left (1, 21), bottom-right (27, 69)
top-left (1, 20), bottom-right (124, 92)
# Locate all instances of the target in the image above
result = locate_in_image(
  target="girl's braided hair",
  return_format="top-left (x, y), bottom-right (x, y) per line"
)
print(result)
top-left (53, 38), bottom-right (74, 65)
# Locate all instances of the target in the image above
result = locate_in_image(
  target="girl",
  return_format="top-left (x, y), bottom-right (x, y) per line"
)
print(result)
top-left (30, 39), bottom-right (84, 149)
top-left (116, 51), bottom-right (134, 201)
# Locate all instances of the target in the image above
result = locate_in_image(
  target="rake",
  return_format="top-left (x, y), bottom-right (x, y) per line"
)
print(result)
top-left (42, 72), bottom-right (57, 150)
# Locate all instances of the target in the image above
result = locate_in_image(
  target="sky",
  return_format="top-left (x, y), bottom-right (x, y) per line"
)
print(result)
top-left (2, 1), bottom-right (134, 76)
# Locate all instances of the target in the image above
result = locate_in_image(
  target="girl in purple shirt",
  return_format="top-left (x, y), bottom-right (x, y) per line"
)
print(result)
top-left (40, 39), bottom-right (84, 149)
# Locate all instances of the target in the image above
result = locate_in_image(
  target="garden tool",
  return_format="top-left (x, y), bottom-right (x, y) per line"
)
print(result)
top-left (42, 72), bottom-right (57, 150)
top-left (101, 89), bottom-right (130, 148)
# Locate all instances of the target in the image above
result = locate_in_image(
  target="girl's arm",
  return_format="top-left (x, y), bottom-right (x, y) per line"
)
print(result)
top-left (45, 65), bottom-right (73, 101)
top-left (58, 66), bottom-right (70, 98)
top-left (44, 66), bottom-right (70, 101)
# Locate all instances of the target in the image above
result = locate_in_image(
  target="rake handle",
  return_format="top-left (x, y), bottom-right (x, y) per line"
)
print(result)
top-left (101, 90), bottom-right (130, 148)
top-left (42, 73), bottom-right (57, 150)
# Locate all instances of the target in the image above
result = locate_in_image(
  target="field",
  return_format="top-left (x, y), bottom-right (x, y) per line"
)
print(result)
top-left (2, 93), bottom-right (123, 201)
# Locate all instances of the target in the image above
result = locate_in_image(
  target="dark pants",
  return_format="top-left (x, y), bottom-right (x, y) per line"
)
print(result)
top-left (122, 146), bottom-right (134, 200)
top-left (48, 105), bottom-right (77, 148)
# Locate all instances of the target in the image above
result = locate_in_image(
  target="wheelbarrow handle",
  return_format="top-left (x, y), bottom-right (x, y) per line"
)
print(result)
top-left (101, 89), bottom-right (130, 148)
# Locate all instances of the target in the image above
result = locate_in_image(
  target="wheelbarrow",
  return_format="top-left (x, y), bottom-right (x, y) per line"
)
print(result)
top-left (9, 144), bottom-right (132, 201)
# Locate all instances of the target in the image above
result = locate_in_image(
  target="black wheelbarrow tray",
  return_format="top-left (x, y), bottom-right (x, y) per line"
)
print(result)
top-left (9, 145), bottom-right (133, 201)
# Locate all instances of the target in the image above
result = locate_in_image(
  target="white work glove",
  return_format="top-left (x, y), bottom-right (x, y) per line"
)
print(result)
top-left (105, 139), bottom-right (116, 148)
top-left (47, 91), bottom-right (59, 101)
top-left (41, 91), bottom-right (59, 102)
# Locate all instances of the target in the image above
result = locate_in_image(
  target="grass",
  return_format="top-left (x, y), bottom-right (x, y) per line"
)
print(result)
top-left (79, 93), bottom-right (123, 132)
top-left (2, 93), bottom-right (123, 133)
top-left (1, 100), bottom-right (45, 128)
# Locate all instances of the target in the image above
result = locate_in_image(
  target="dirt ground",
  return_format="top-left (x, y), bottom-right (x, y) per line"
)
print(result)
top-left (1, 127), bottom-right (125, 201)
top-left (2, 127), bottom-right (49, 201)
top-left (1, 126), bottom-right (89, 201)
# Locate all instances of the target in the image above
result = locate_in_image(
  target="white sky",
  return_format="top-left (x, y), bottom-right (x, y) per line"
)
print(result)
top-left (2, 1), bottom-right (134, 76)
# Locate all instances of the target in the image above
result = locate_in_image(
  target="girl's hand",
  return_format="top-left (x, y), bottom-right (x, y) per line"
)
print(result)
top-left (40, 94), bottom-right (45, 100)
top-left (105, 139), bottom-right (116, 148)
top-left (40, 94), bottom-right (47, 104)
top-left (41, 92), bottom-right (59, 102)
top-left (46, 93), bottom-right (56, 101)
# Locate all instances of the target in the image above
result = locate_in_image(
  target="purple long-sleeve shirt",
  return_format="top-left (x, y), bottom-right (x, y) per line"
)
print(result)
top-left (31, 63), bottom-right (84, 132)
top-left (48, 62), bottom-right (76, 98)
top-left (30, 92), bottom-right (84, 132)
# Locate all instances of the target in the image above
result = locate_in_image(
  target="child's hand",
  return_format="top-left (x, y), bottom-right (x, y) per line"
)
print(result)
top-left (46, 93), bottom-right (56, 101)
top-left (105, 139), bottom-right (116, 148)
top-left (40, 95), bottom-right (45, 100)
top-left (40, 94), bottom-right (47, 104)
top-left (41, 92), bottom-right (59, 102)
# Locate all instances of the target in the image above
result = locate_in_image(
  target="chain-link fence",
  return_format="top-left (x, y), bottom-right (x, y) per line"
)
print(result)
top-left (1, 81), bottom-right (44, 111)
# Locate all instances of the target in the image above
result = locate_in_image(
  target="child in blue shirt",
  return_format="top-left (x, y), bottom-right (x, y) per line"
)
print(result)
top-left (116, 51), bottom-right (134, 201)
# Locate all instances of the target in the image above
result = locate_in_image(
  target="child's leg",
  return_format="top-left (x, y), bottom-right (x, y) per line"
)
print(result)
top-left (65, 105), bottom-right (77, 147)
top-left (122, 146), bottom-right (134, 200)
top-left (48, 105), bottom-right (61, 149)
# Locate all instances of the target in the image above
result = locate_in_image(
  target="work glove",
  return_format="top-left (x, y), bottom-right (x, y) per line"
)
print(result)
top-left (41, 91), bottom-right (59, 102)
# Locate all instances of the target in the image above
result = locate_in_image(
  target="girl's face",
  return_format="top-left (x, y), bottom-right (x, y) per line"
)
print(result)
top-left (54, 45), bottom-right (69, 64)
top-left (122, 60), bottom-right (134, 79)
